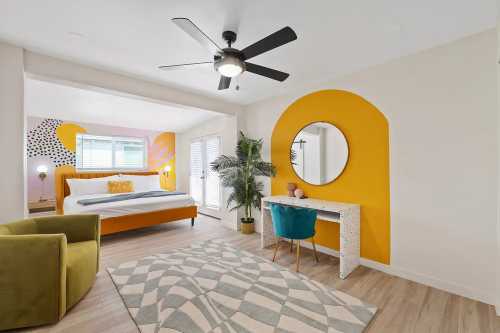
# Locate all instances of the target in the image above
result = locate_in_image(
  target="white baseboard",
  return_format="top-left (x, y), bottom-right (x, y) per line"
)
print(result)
top-left (388, 265), bottom-right (494, 306)
top-left (298, 240), bottom-right (392, 273)
top-left (296, 240), bottom-right (494, 306)
top-left (221, 219), bottom-right (238, 231)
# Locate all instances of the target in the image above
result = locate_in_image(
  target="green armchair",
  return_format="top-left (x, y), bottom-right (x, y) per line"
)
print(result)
top-left (0, 214), bottom-right (100, 331)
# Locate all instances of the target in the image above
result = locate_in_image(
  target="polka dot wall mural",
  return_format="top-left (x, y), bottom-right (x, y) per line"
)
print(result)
top-left (27, 119), bottom-right (86, 167)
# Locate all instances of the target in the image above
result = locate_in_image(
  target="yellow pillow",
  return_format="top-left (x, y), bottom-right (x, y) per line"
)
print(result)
top-left (108, 180), bottom-right (134, 194)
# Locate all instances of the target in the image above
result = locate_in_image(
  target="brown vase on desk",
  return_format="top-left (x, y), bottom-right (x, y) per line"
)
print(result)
top-left (287, 183), bottom-right (297, 197)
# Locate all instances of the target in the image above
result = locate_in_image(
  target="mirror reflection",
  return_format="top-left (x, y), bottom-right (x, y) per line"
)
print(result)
top-left (290, 122), bottom-right (349, 185)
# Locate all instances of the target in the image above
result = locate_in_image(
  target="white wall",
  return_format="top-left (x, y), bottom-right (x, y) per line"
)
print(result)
top-left (24, 78), bottom-right (221, 133)
top-left (496, 10), bottom-right (500, 315)
top-left (243, 30), bottom-right (497, 305)
top-left (0, 42), bottom-right (25, 223)
top-left (23, 51), bottom-right (242, 116)
top-left (176, 115), bottom-right (240, 230)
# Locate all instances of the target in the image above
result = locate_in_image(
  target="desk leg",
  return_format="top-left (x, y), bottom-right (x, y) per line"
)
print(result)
top-left (261, 208), bottom-right (275, 249)
top-left (339, 206), bottom-right (360, 279)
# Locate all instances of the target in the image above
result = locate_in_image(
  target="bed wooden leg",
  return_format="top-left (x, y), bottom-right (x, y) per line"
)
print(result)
top-left (191, 218), bottom-right (195, 227)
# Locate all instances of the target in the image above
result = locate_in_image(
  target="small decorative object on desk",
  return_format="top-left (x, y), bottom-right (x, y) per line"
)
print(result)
top-left (287, 182), bottom-right (297, 197)
top-left (294, 188), bottom-right (305, 199)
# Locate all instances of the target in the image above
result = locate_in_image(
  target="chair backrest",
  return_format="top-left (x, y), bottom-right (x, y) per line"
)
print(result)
top-left (0, 225), bottom-right (11, 235)
top-left (270, 204), bottom-right (317, 240)
top-left (0, 219), bottom-right (37, 235)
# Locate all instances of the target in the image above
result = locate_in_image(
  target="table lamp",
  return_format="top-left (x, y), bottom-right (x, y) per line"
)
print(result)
top-left (37, 165), bottom-right (48, 202)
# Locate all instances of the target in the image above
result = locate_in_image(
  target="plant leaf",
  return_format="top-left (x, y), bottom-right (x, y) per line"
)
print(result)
top-left (210, 155), bottom-right (239, 172)
top-left (254, 161), bottom-right (276, 177)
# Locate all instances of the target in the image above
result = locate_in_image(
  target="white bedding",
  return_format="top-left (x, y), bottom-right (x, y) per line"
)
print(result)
top-left (64, 192), bottom-right (195, 219)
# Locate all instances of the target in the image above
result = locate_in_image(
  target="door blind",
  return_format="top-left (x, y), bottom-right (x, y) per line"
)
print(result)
top-left (190, 141), bottom-right (203, 204)
top-left (205, 137), bottom-right (221, 209)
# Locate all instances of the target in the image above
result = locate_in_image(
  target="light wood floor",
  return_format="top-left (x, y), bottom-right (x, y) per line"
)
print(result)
top-left (24, 216), bottom-right (499, 333)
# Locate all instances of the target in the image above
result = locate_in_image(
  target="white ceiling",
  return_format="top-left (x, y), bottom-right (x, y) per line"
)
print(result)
top-left (1, 0), bottom-right (496, 105)
top-left (25, 78), bottom-right (221, 132)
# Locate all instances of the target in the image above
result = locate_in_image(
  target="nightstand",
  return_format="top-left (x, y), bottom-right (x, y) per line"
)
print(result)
top-left (28, 199), bottom-right (56, 214)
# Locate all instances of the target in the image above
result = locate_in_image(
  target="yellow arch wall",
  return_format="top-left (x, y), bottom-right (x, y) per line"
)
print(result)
top-left (271, 90), bottom-right (390, 264)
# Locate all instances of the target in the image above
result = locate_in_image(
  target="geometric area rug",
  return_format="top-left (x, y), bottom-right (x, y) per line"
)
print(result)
top-left (107, 239), bottom-right (377, 333)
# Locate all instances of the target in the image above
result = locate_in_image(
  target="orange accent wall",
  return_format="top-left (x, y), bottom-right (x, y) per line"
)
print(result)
top-left (148, 132), bottom-right (176, 191)
top-left (271, 90), bottom-right (390, 264)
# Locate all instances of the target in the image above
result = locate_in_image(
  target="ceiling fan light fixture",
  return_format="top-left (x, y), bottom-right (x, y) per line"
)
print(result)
top-left (215, 55), bottom-right (244, 77)
top-left (164, 19), bottom-right (296, 90)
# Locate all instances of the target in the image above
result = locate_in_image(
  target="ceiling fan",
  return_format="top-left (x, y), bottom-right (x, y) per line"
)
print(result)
top-left (158, 18), bottom-right (297, 90)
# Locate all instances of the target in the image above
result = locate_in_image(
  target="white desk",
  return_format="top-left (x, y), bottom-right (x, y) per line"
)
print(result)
top-left (261, 195), bottom-right (360, 279)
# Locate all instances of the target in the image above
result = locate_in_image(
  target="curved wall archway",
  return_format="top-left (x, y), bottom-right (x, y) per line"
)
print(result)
top-left (271, 90), bottom-right (390, 264)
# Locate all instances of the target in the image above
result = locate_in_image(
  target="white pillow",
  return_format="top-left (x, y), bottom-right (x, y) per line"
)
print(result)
top-left (66, 175), bottom-right (120, 196)
top-left (121, 174), bottom-right (161, 192)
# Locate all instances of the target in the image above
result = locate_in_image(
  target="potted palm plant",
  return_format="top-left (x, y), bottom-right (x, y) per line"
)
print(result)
top-left (211, 132), bottom-right (276, 234)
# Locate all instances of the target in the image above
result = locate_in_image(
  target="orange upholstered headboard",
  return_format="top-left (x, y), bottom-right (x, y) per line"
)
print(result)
top-left (55, 171), bottom-right (158, 214)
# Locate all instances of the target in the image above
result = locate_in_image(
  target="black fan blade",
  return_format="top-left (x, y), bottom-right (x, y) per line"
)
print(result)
top-left (241, 27), bottom-right (297, 60)
top-left (172, 18), bottom-right (222, 55)
top-left (245, 62), bottom-right (289, 81)
top-left (218, 76), bottom-right (231, 90)
top-left (158, 61), bottom-right (213, 71)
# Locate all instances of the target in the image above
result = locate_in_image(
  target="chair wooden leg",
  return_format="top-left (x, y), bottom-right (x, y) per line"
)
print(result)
top-left (311, 237), bottom-right (319, 263)
top-left (272, 237), bottom-right (280, 262)
top-left (296, 240), bottom-right (301, 272)
top-left (290, 239), bottom-right (293, 253)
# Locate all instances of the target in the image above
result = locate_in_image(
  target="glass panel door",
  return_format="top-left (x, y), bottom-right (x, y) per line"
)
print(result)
top-left (189, 136), bottom-right (221, 215)
top-left (204, 137), bottom-right (221, 210)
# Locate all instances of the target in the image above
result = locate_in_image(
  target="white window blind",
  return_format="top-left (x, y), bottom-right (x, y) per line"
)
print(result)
top-left (205, 137), bottom-right (220, 209)
top-left (76, 134), bottom-right (147, 170)
top-left (114, 137), bottom-right (146, 169)
top-left (189, 137), bottom-right (221, 210)
top-left (190, 141), bottom-right (203, 204)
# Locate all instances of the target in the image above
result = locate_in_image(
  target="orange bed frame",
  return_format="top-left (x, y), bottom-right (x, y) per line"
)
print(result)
top-left (55, 171), bottom-right (197, 236)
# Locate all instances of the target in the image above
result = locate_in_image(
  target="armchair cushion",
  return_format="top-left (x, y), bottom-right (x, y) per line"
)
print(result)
top-left (66, 241), bottom-right (98, 309)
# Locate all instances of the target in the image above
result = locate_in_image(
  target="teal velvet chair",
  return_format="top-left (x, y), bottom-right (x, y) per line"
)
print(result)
top-left (270, 204), bottom-right (319, 272)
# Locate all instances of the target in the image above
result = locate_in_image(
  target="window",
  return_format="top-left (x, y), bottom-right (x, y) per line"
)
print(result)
top-left (76, 134), bottom-right (147, 170)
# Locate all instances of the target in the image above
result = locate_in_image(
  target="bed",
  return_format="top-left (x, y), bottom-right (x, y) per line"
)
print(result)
top-left (56, 171), bottom-right (197, 236)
